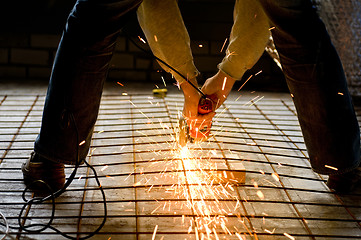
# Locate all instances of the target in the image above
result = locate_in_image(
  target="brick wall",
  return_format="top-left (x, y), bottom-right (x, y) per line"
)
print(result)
top-left (0, 0), bottom-right (287, 92)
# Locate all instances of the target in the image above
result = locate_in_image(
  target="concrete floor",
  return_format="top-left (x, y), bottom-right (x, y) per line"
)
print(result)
top-left (1, 80), bottom-right (361, 240)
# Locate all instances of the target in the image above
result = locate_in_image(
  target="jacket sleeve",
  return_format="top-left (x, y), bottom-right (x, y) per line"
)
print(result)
top-left (218, 0), bottom-right (270, 80)
top-left (137, 0), bottom-right (199, 84)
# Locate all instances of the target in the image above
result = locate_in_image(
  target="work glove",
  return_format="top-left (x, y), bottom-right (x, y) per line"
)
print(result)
top-left (180, 78), bottom-right (215, 139)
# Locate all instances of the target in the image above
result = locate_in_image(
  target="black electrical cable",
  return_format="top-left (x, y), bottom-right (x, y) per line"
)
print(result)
top-left (0, 211), bottom-right (9, 240)
top-left (1, 32), bottom-right (199, 240)
top-left (127, 34), bottom-right (206, 98)
top-left (0, 113), bottom-right (107, 240)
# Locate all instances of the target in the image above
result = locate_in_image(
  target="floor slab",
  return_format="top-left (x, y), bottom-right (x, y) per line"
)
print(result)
top-left (1, 81), bottom-right (361, 239)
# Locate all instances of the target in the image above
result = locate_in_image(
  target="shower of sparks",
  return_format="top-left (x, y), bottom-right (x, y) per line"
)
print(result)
top-left (124, 90), bottom-right (281, 239)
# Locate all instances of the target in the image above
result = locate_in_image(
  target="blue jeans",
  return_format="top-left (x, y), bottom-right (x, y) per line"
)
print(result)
top-left (258, 0), bottom-right (360, 174)
top-left (34, 0), bottom-right (142, 165)
top-left (35, 0), bottom-right (360, 175)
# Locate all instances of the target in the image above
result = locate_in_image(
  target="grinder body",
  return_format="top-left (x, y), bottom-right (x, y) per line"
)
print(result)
top-left (178, 96), bottom-right (214, 146)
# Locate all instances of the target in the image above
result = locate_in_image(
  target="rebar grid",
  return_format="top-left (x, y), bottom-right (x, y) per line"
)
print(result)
top-left (1, 91), bottom-right (361, 240)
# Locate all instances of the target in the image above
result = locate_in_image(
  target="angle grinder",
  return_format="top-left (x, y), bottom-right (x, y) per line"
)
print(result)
top-left (178, 96), bottom-right (215, 147)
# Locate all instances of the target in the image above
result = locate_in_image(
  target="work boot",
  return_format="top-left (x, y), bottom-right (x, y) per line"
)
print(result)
top-left (22, 152), bottom-right (65, 193)
top-left (327, 168), bottom-right (361, 193)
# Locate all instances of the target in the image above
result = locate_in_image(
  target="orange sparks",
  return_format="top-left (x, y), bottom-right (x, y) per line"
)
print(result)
top-left (255, 70), bottom-right (262, 76)
top-left (117, 81), bottom-right (124, 86)
top-left (154, 35), bottom-right (158, 42)
top-left (101, 165), bottom-right (108, 171)
top-left (138, 36), bottom-right (146, 44)
top-left (151, 225), bottom-right (158, 240)
top-left (269, 26), bottom-right (276, 30)
top-left (226, 50), bottom-right (237, 59)
top-left (325, 165), bottom-right (338, 171)
top-left (235, 232), bottom-right (245, 240)
top-left (237, 75), bottom-right (253, 91)
top-left (123, 104), bottom-right (278, 240)
top-left (338, 92), bottom-right (344, 96)
top-left (271, 172), bottom-right (280, 182)
top-left (220, 38), bottom-right (228, 53)
top-left (161, 76), bottom-right (167, 87)
top-left (222, 77), bottom-right (227, 91)
top-left (284, 232), bottom-right (295, 240)
top-left (198, 44), bottom-right (203, 48)
top-left (213, 228), bottom-right (220, 240)
top-left (257, 190), bottom-right (265, 200)
top-left (265, 228), bottom-right (275, 234)
top-left (79, 140), bottom-right (85, 146)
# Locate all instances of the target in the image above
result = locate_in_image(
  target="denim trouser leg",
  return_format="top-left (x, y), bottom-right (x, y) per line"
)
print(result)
top-left (258, 0), bottom-right (360, 174)
top-left (34, 0), bottom-right (142, 165)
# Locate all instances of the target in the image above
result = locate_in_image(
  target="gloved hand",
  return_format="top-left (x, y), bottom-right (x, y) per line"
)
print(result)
top-left (180, 77), bottom-right (215, 138)
top-left (201, 70), bottom-right (236, 110)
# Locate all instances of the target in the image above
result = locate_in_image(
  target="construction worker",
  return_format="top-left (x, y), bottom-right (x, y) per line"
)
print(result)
top-left (138, 0), bottom-right (361, 193)
top-left (23, 0), bottom-right (360, 194)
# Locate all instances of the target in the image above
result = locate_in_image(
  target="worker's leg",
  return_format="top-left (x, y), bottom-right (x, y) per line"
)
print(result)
top-left (257, 0), bottom-right (360, 175)
top-left (34, 0), bottom-right (142, 165)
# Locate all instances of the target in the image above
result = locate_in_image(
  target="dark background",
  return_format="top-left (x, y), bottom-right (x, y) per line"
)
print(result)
top-left (0, 0), bottom-right (287, 92)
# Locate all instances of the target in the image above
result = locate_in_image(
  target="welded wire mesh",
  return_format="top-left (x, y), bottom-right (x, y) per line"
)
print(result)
top-left (1, 89), bottom-right (361, 240)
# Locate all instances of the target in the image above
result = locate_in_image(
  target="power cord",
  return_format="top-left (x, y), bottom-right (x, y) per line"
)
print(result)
top-left (1, 113), bottom-right (107, 240)
top-left (0, 32), bottom-right (203, 240)
top-left (0, 211), bottom-right (9, 240)
top-left (126, 34), bottom-right (206, 97)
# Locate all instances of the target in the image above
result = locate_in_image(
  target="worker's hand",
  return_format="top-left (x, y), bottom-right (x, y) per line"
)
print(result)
top-left (180, 78), bottom-right (215, 130)
top-left (201, 70), bottom-right (237, 110)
